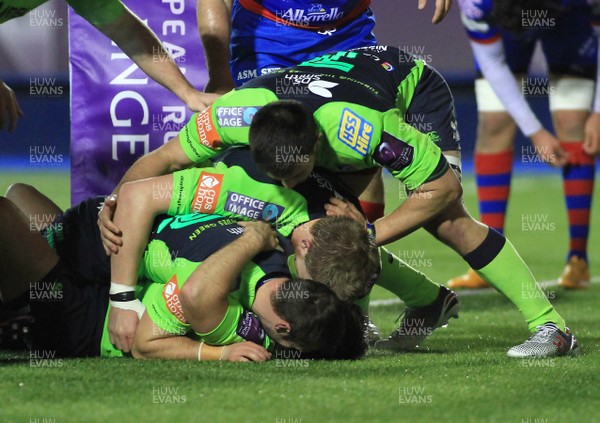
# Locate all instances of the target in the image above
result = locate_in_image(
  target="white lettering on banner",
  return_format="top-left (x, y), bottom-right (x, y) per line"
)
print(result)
top-left (163, 20), bottom-right (185, 35)
top-left (112, 135), bottom-right (149, 161)
top-left (163, 0), bottom-right (185, 14)
top-left (110, 91), bottom-right (150, 127)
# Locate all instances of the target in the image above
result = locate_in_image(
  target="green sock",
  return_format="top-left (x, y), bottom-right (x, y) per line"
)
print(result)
top-left (376, 247), bottom-right (440, 307)
top-left (476, 239), bottom-right (566, 332)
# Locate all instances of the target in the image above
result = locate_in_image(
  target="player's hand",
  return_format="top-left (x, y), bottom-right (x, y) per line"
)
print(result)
top-left (204, 77), bottom-right (236, 95)
top-left (530, 129), bottom-right (568, 167)
top-left (98, 194), bottom-right (122, 255)
top-left (583, 112), bottom-right (600, 156)
top-left (183, 88), bottom-right (221, 112)
top-left (0, 81), bottom-right (23, 133)
top-left (324, 197), bottom-right (367, 225)
top-left (108, 307), bottom-right (140, 353)
top-left (219, 341), bottom-right (272, 362)
top-left (419, 0), bottom-right (453, 24)
top-left (238, 221), bottom-right (279, 251)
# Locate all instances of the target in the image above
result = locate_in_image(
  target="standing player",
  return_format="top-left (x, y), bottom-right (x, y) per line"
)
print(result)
top-left (451, 0), bottom-right (599, 289)
top-left (198, 0), bottom-right (453, 93)
top-left (0, 0), bottom-right (218, 132)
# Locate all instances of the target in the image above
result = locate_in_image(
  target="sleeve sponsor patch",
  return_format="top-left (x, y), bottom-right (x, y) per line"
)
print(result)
top-left (162, 276), bottom-right (187, 324)
top-left (337, 108), bottom-right (373, 156)
top-left (373, 132), bottom-right (414, 171)
top-left (195, 106), bottom-right (221, 149)
top-left (225, 192), bottom-right (284, 221)
top-left (192, 172), bottom-right (224, 213)
top-left (216, 106), bottom-right (259, 127)
top-left (236, 310), bottom-right (266, 345)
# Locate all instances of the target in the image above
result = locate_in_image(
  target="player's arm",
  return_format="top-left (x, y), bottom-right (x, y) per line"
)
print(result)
top-left (419, 0), bottom-right (452, 24)
top-left (132, 311), bottom-right (271, 361)
top-left (0, 80), bottom-right (23, 133)
top-left (198, 0), bottom-right (236, 94)
top-left (91, 3), bottom-right (219, 112)
top-left (468, 39), bottom-right (567, 166)
top-left (98, 134), bottom-right (193, 254)
top-left (374, 166), bottom-right (462, 245)
top-left (180, 221), bottom-right (278, 334)
top-left (107, 174), bottom-right (174, 353)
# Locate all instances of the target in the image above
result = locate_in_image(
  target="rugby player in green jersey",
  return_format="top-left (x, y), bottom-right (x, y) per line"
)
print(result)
top-left (0, 0), bottom-right (217, 132)
top-left (0, 184), bottom-right (364, 360)
top-left (100, 46), bottom-right (579, 358)
top-left (108, 148), bottom-right (456, 353)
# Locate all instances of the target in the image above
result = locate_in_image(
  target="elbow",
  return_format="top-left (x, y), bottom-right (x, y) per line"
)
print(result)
top-left (131, 337), bottom-right (151, 360)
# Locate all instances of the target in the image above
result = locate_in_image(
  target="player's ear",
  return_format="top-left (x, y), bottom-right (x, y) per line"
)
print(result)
top-left (299, 238), bottom-right (313, 256)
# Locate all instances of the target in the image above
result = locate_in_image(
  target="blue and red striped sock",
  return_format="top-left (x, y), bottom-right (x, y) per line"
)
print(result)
top-left (561, 142), bottom-right (595, 263)
top-left (474, 150), bottom-right (513, 234)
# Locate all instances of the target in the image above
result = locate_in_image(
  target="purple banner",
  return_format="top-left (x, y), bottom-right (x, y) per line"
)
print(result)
top-left (69, 0), bottom-right (207, 204)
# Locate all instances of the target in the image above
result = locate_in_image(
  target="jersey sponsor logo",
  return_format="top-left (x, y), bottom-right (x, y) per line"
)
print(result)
top-left (307, 80), bottom-right (339, 98)
top-left (354, 45), bottom-right (389, 53)
top-left (260, 67), bottom-right (281, 75)
top-left (216, 106), bottom-right (259, 127)
top-left (192, 172), bottom-right (224, 213)
top-left (277, 5), bottom-right (344, 25)
top-left (236, 311), bottom-right (266, 344)
top-left (381, 62), bottom-right (394, 71)
top-left (225, 192), bottom-right (285, 221)
top-left (373, 132), bottom-right (414, 171)
top-left (337, 108), bottom-right (373, 156)
top-left (195, 106), bottom-right (220, 149)
top-left (237, 69), bottom-right (258, 80)
top-left (163, 276), bottom-right (187, 324)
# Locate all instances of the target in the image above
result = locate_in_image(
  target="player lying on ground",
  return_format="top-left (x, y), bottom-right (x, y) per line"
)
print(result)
top-left (107, 147), bottom-right (460, 353)
top-left (0, 185), bottom-right (365, 360)
top-left (100, 46), bottom-right (579, 358)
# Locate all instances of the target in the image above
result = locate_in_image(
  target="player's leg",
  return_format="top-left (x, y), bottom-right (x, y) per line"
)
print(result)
top-left (450, 33), bottom-right (536, 289)
top-left (542, 12), bottom-right (597, 288)
top-left (448, 103), bottom-right (516, 289)
top-left (0, 196), bottom-right (60, 303)
top-left (425, 199), bottom-right (577, 357)
top-left (5, 183), bottom-right (62, 232)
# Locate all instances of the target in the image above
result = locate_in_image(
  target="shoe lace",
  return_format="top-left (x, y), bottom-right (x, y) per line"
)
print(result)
top-left (528, 324), bottom-right (557, 343)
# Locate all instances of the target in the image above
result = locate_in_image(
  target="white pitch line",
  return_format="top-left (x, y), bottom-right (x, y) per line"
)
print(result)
top-left (370, 276), bottom-right (600, 308)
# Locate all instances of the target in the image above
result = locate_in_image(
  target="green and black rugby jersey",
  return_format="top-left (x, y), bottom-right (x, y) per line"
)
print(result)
top-left (178, 46), bottom-right (448, 190)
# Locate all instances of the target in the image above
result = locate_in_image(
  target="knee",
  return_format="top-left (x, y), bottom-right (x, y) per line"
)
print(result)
top-left (552, 112), bottom-right (586, 140)
top-left (5, 183), bottom-right (35, 201)
top-left (477, 112), bottom-right (516, 140)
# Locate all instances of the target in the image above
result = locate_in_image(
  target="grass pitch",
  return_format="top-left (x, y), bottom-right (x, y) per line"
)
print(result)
top-left (1, 167), bottom-right (599, 423)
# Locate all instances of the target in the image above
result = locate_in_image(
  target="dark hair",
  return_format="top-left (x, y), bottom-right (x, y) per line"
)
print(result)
top-left (306, 216), bottom-right (380, 302)
top-left (489, 0), bottom-right (563, 34)
top-left (249, 100), bottom-right (319, 178)
top-left (271, 279), bottom-right (367, 359)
